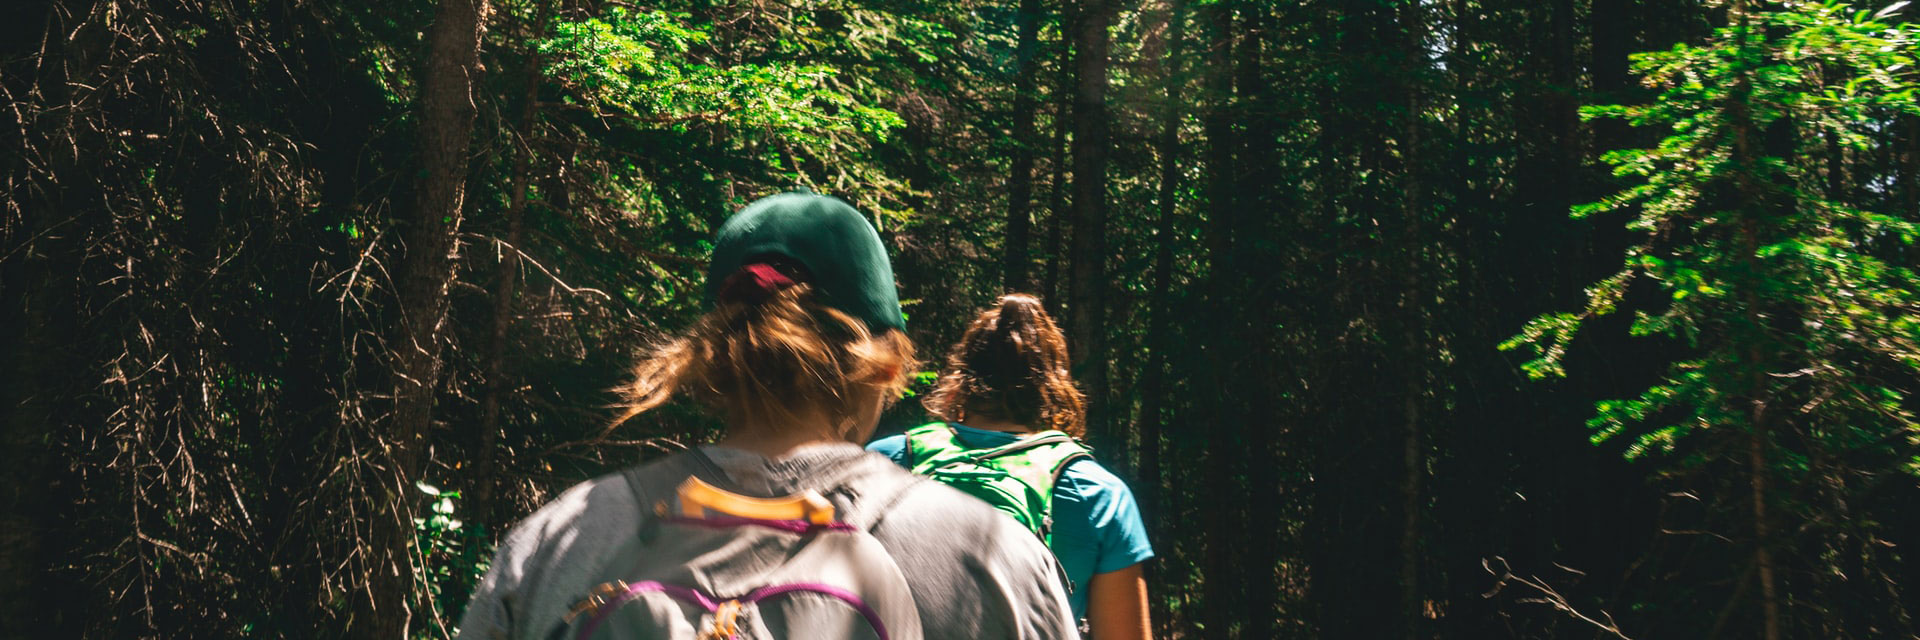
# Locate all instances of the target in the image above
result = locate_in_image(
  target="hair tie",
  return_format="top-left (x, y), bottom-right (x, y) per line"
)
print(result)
top-left (718, 262), bottom-right (801, 304)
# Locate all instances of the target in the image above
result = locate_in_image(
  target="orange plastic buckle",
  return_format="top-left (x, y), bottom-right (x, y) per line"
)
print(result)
top-left (564, 580), bottom-right (631, 623)
top-left (701, 599), bottom-right (743, 639)
top-left (674, 476), bottom-right (835, 524)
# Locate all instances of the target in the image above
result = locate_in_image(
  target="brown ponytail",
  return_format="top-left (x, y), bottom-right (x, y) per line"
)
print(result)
top-left (923, 294), bottom-right (1086, 436)
top-left (615, 283), bottom-right (916, 431)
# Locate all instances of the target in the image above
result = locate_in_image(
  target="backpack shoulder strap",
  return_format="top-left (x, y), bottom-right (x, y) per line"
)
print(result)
top-left (616, 450), bottom-right (714, 543)
top-left (1044, 448), bottom-right (1094, 500)
top-left (902, 422), bottom-right (964, 471)
top-left (619, 465), bottom-right (655, 519)
top-left (993, 431), bottom-right (1094, 501)
top-left (617, 447), bottom-right (733, 511)
top-left (1024, 431), bottom-right (1093, 473)
top-left (831, 455), bottom-right (929, 532)
top-left (961, 429), bottom-right (1077, 462)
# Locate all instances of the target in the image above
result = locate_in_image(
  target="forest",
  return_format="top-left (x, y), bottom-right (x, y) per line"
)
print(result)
top-left (5, 0), bottom-right (1920, 637)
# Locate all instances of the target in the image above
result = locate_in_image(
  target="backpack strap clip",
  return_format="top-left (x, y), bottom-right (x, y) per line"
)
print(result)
top-left (564, 580), bottom-right (633, 625)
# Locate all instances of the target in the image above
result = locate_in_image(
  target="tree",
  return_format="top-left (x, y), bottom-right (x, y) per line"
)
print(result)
top-left (11, 0), bottom-right (1920, 637)
top-left (1004, 0), bottom-right (1045, 291)
top-left (1506, 3), bottom-right (1920, 636)
top-left (362, 0), bottom-right (491, 633)
top-left (1070, 0), bottom-right (1116, 455)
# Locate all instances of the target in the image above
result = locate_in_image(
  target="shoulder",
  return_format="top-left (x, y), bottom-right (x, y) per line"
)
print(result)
top-left (1048, 457), bottom-right (1156, 571)
top-left (490, 455), bottom-right (696, 590)
top-left (873, 476), bottom-right (1056, 570)
top-left (504, 469), bottom-right (634, 547)
top-left (488, 462), bottom-right (655, 580)
top-left (465, 454), bottom-right (714, 640)
top-left (864, 433), bottom-right (909, 464)
top-left (869, 479), bottom-right (1076, 639)
top-left (1053, 456), bottom-right (1137, 506)
top-left (459, 465), bottom-right (650, 640)
top-left (508, 451), bottom-right (701, 534)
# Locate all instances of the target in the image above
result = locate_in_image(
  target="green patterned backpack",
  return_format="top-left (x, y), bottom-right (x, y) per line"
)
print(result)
top-left (902, 422), bottom-right (1093, 547)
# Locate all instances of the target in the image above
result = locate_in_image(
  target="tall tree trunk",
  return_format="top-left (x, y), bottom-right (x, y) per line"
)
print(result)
top-left (360, 0), bottom-right (488, 635)
top-left (1397, 0), bottom-right (1434, 635)
top-left (1589, 0), bottom-right (1630, 95)
top-left (2, 8), bottom-right (105, 634)
top-left (1138, 0), bottom-right (1187, 552)
top-left (471, 130), bottom-right (526, 535)
top-left (1043, 30), bottom-right (1072, 313)
top-left (1004, 0), bottom-right (1043, 292)
top-left (1743, 253), bottom-right (1783, 640)
top-left (1726, 4), bottom-right (1782, 639)
top-left (1200, 2), bottom-right (1241, 635)
top-left (1136, 0), bottom-right (1188, 630)
top-left (1824, 129), bottom-right (1845, 201)
top-left (1902, 114), bottom-right (1920, 280)
top-left (0, 231), bottom-right (69, 638)
top-left (473, 3), bottom-right (550, 530)
top-left (1905, 116), bottom-right (1919, 223)
top-left (1068, 0), bottom-right (1113, 450)
top-left (0, 137), bottom-right (79, 640)
top-left (1231, 3), bottom-right (1283, 635)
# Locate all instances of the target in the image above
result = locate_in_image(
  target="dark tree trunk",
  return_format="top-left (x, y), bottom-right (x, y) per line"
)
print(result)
top-left (1906, 116), bottom-right (1920, 223)
top-left (1139, 0), bottom-right (1187, 554)
top-left (1726, 6), bottom-right (1782, 639)
top-left (1825, 128), bottom-right (1845, 201)
top-left (473, 0), bottom-right (552, 535)
top-left (0, 225), bottom-right (73, 639)
top-left (1590, 0), bottom-right (1633, 149)
top-left (1309, 1), bottom-right (1420, 636)
top-left (1136, 0), bottom-right (1188, 630)
top-left (472, 131), bottom-right (527, 535)
top-left (1232, 3), bottom-right (1285, 635)
top-left (0, 137), bottom-right (81, 640)
top-left (1397, 1), bottom-right (1429, 635)
top-left (1199, 2), bottom-right (1242, 635)
top-left (1004, 0), bottom-right (1043, 292)
top-left (1043, 29), bottom-right (1072, 314)
top-left (359, 0), bottom-right (488, 635)
top-left (1068, 0), bottom-right (1113, 451)
top-left (1, 7), bottom-right (101, 634)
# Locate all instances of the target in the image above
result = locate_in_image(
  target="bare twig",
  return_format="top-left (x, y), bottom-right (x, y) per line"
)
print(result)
top-left (465, 232), bottom-right (613, 300)
top-left (1483, 557), bottom-right (1635, 640)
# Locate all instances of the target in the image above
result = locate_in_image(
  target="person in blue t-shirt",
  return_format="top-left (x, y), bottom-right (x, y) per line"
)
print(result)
top-left (869, 294), bottom-right (1154, 639)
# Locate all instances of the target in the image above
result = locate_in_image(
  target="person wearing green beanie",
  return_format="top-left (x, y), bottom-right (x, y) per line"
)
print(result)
top-left (457, 190), bottom-right (1078, 640)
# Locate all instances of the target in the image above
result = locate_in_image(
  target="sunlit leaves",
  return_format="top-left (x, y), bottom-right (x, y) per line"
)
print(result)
top-left (413, 482), bottom-right (489, 627)
top-left (1505, 1), bottom-right (1920, 468)
top-left (538, 8), bottom-right (903, 142)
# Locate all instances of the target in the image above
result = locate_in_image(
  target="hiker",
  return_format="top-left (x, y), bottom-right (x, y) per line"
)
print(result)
top-left (456, 192), bottom-right (1078, 640)
top-left (867, 294), bottom-right (1155, 640)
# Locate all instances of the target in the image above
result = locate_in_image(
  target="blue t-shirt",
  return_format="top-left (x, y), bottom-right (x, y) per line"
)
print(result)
top-left (868, 424), bottom-right (1155, 618)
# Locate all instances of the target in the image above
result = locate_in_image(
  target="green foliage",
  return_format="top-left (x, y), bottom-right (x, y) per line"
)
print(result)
top-left (414, 482), bottom-right (492, 638)
top-left (536, 8), bottom-right (904, 142)
top-left (1506, 1), bottom-right (1920, 461)
top-left (14, 0), bottom-right (1920, 637)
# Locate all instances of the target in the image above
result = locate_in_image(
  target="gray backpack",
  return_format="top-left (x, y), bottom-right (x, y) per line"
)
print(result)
top-left (550, 451), bottom-right (926, 640)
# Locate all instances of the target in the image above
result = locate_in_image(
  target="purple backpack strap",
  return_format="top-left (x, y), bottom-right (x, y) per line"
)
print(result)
top-left (584, 451), bottom-right (923, 640)
top-left (577, 581), bottom-right (899, 640)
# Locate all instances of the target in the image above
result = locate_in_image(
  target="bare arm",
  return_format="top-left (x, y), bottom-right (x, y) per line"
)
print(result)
top-left (1087, 563), bottom-right (1151, 640)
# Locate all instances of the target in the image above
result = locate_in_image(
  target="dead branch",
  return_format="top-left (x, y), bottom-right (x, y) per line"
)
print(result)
top-left (1483, 556), bottom-right (1635, 640)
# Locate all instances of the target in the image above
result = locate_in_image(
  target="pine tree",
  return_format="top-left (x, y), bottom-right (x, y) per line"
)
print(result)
top-left (1506, 2), bottom-right (1920, 635)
